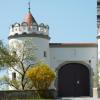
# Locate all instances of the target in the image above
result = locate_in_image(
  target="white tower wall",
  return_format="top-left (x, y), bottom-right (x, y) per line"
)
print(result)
top-left (9, 36), bottom-right (50, 65)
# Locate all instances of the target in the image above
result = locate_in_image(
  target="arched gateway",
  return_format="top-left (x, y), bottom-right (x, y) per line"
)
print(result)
top-left (58, 63), bottom-right (90, 97)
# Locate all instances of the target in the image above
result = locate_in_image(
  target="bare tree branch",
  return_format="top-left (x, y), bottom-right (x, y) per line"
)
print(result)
top-left (12, 67), bottom-right (23, 76)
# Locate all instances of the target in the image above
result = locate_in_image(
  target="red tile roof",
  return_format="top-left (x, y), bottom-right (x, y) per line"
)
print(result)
top-left (24, 12), bottom-right (37, 26)
top-left (49, 43), bottom-right (97, 47)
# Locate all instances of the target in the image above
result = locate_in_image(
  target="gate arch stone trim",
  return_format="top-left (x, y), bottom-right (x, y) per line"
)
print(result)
top-left (55, 61), bottom-right (93, 97)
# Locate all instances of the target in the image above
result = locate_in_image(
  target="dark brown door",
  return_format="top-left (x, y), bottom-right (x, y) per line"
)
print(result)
top-left (58, 63), bottom-right (90, 97)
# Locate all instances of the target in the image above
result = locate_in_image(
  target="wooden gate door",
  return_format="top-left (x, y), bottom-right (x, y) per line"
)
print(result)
top-left (58, 63), bottom-right (90, 97)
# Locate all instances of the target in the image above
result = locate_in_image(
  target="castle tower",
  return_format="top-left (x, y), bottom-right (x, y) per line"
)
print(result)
top-left (8, 3), bottom-right (50, 65)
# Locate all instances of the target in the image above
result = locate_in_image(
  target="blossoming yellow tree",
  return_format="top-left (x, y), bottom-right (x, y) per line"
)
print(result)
top-left (27, 63), bottom-right (56, 90)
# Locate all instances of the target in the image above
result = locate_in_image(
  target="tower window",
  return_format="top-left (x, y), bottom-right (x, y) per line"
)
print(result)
top-left (44, 51), bottom-right (47, 57)
top-left (12, 72), bottom-right (16, 80)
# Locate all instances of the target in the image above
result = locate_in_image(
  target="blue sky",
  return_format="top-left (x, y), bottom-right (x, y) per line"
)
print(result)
top-left (0, 0), bottom-right (97, 43)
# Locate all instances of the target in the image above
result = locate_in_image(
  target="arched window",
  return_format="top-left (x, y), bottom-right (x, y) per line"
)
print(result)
top-left (21, 22), bottom-right (28, 26)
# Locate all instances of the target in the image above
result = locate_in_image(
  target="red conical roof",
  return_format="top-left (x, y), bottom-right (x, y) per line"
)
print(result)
top-left (24, 12), bottom-right (37, 26)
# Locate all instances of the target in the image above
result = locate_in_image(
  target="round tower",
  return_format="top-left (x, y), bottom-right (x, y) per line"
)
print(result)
top-left (8, 3), bottom-right (50, 65)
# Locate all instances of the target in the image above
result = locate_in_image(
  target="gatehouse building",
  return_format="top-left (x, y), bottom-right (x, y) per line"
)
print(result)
top-left (7, 3), bottom-right (98, 97)
top-left (0, 1), bottom-right (98, 97)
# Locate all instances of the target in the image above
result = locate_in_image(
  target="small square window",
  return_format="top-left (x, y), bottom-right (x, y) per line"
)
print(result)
top-left (44, 51), bottom-right (47, 57)
top-left (12, 72), bottom-right (16, 80)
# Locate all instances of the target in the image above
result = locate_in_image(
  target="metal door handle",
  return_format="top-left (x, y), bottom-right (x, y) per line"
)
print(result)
top-left (77, 80), bottom-right (80, 84)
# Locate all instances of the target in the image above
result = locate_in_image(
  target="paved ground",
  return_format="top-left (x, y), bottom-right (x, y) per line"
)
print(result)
top-left (16, 98), bottom-right (100, 100)
top-left (60, 98), bottom-right (100, 100)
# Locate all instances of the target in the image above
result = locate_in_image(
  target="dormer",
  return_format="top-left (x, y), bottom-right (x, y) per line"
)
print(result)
top-left (20, 22), bottom-right (28, 33)
top-left (39, 23), bottom-right (44, 32)
top-left (21, 22), bottom-right (28, 27)
top-left (13, 23), bottom-right (20, 32)
top-left (38, 23), bottom-right (49, 35)
top-left (32, 22), bottom-right (38, 31)
top-left (44, 25), bottom-right (49, 35)
top-left (9, 23), bottom-right (21, 36)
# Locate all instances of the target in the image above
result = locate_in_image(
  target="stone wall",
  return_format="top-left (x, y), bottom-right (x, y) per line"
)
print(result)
top-left (0, 89), bottom-right (56, 100)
